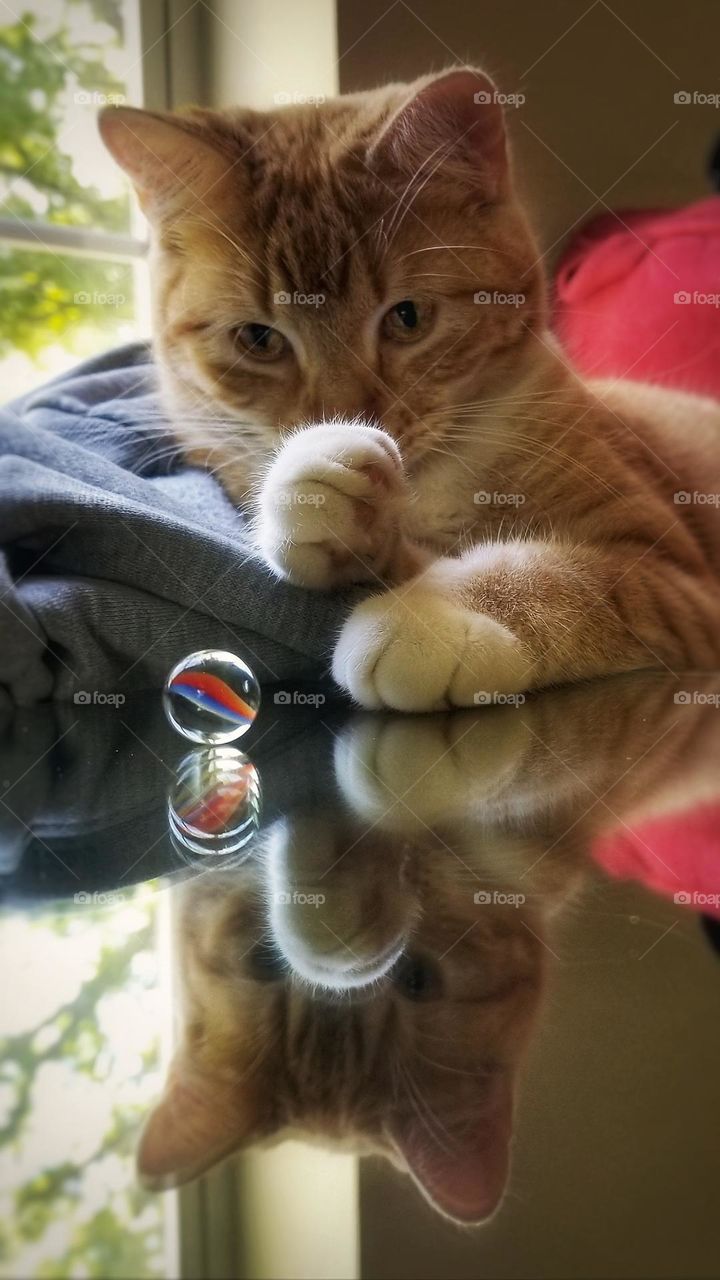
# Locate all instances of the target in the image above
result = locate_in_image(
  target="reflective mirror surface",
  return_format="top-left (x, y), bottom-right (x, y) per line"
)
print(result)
top-left (3, 674), bottom-right (720, 1278)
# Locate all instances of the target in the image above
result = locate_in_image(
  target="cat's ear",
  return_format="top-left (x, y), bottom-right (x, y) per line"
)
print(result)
top-left (137, 1062), bottom-right (261, 1189)
top-left (98, 106), bottom-right (232, 215)
top-left (371, 67), bottom-right (509, 200)
top-left (390, 1074), bottom-right (513, 1223)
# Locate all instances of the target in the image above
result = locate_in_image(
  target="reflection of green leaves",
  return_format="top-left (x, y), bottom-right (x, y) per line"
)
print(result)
top-left (0, 900), bottom-right (164, 1278)
top-left (16, 1165), bottom-right (80, 1242)
top-left (70, 0), bottom-right (125, 37)
top-left (39, 1207), bottom-right (159, 1279)
top-left (0, 922), bottom-right (153, 1144)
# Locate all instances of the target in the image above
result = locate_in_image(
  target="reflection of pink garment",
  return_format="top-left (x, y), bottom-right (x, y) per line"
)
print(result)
top-left (593, 804), bottom-right (720, 917)
top-left (553, 196), bottom-right (720, 399)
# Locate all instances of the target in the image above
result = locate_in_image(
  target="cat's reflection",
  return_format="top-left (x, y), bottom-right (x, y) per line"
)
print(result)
top-left (138, 675), bottom-right (720, 1223)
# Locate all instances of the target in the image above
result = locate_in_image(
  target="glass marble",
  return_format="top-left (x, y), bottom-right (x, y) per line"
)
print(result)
top-left (169, 746), bottom-right (261, 864)
top-left (163, 649), bottom-right (261, 744)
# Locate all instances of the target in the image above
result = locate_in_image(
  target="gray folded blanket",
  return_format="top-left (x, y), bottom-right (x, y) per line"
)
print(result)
top-left (0, 343), bottom-right (357, 706)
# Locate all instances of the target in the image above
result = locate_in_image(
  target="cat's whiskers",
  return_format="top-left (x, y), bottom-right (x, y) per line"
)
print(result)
top-left (449, 430), bottom-right (626, 499)
top-left (397, 1061), bottom-right (458, 1155)
top-left (412, 1048), bottom-right (493, 1079)
top-left (419, 435), bottom-right (617, 501)
top-left (385, 131), bottom-right (463, 248)
top-left (426, 390), bottom-right (596, 415)
top-left (406, 272), bottom-right (479, 282)
top-left (399, 245), bottom-right (511, 259)
top-left (184, 213), bottom-right (264, 283)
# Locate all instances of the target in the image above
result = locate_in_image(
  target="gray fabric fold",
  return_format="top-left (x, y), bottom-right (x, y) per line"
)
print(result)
top-left (0, 343), bottom-right (357, 705)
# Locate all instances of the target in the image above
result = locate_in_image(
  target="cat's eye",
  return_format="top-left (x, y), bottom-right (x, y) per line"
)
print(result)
top-left (392, 952), bottom-right (440, 1001)
top-left (231, 323), bottom-right (288, 361)
top-left (382, 299), bottom-right (433, 343)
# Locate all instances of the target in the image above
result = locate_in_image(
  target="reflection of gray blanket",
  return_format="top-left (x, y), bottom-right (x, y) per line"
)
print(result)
top-left (0, 344), bottom-right (356, 706)
top-left (0, 695), bottom-right (349, 894)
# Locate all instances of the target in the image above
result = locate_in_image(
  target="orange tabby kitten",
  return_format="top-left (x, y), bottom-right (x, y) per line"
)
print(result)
top-left (136, 675), bottom-right (720, 1223)
top-left (100, 68), bottom-right (720, 711)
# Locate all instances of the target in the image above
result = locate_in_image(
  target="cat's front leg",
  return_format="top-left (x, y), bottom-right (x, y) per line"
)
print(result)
top-left (255, 421), bottom-right (423, 589)
top-left (333, 564), bottom-right (535, 712)
top-left (332, 538), bottom-right (715, 711)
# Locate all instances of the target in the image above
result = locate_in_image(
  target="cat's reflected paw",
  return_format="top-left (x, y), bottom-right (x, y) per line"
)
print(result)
top-left (256, 421), bottom-right (408, 589)
top-left (333, 711), bottom-right (531, 827)
top-left (332, 585), bottom-right (533, 711)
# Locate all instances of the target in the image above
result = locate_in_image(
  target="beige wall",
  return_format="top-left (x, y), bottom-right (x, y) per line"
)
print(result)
top-left (207, 0), bottom-right (338, 109)
top-left (359, 873), bottom-right (720, 1279)
top-left (337, 0), bottom-right (719, 257)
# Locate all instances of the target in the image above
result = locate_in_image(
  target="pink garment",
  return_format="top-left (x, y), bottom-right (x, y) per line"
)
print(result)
top-left (553, 195), bottom-right (720, 399)
top-left (556, 197), bottom-right (720, 911)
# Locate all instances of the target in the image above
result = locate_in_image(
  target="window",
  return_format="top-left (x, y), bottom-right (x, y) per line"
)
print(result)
top-left (0, 0), bottom-right (150, 399)
top-left (0, 6), bottom-right (179, 1277)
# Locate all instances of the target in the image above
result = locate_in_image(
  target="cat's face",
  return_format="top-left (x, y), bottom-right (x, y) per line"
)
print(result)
top-left (137, 831), bottom-right (544, 1225)
top-left (100, 68), bottom-right (544, 499)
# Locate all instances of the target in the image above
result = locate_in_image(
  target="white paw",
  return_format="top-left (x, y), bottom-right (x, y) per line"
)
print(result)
top-left (332, 585), bottom-right (534, 711)
top-left (333, 711), bottom-right (530, 828)
top-left (256, 420), bottom-right (407, 589)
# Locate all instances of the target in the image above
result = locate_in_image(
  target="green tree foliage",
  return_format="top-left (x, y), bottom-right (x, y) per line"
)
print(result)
top-left (0, 2), bottom-right (137, 359)
top-left (0, 248), bottom-right (134, 357)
